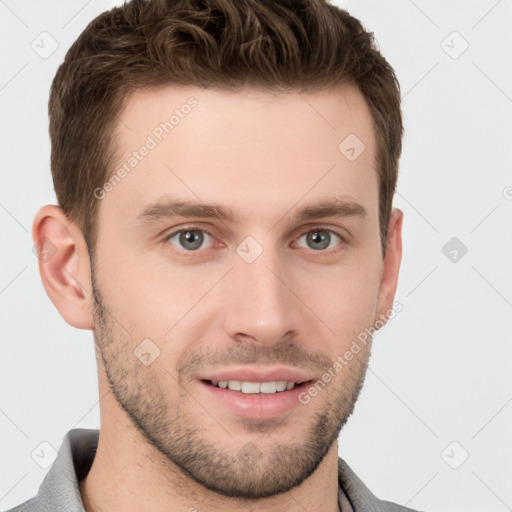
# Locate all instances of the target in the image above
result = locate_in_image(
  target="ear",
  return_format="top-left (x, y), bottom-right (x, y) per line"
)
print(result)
top-left (375, 207), bottom-right (403, 325)
top-left (32, 205), bottom-right (94, 330)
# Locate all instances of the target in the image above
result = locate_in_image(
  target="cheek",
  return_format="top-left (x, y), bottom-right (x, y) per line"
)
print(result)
top-left (93, 242), bottom-right (178, 337)
top-left (291, 255), bottom-right (382, 345)
top-left (99, 260), bottom-right (225, 352)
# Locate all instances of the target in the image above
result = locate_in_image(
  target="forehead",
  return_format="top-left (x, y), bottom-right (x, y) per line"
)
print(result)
top-left (115, 84), bottom-right (374, 152)
top-left (100, 84), bottom-right (378, 228)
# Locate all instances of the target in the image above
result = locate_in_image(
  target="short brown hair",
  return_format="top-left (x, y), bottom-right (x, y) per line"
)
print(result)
top-left (49, 0), bottom-right (403, 256)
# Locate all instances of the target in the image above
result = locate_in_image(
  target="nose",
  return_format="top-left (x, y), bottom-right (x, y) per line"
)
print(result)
top-left (221, 244), bottom-right (302, 347)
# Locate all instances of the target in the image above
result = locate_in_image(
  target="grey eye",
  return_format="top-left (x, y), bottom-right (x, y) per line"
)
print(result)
top-left (167, 230), bottom-right (214, 251)
top-left (296, 229), bottom-right (342, 251)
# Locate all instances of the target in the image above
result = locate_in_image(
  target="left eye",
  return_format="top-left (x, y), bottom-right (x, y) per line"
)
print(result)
top-left (295, 229), bottom-right (343, 251)
top-left (166, 229), bottom-right (215, 251)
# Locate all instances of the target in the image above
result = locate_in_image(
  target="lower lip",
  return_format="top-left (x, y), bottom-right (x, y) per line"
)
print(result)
top-left (197, 380), bottom-right (311, 419)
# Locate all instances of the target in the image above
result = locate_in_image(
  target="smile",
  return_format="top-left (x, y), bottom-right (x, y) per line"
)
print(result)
top-left (199, 377), bottom-right (313, 419)
top-left (208, 379), bottom-right (301, 394)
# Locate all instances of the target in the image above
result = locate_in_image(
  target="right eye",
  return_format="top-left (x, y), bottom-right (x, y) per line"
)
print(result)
top-left (165, 228), bottom-right (216, 252)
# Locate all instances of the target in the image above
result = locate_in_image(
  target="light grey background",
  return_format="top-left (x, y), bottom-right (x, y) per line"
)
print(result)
top-left (1, 1), bottom-right (511, 510)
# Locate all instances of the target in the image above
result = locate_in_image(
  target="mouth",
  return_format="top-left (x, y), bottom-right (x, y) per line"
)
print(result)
top-left (202, 379), bottom-right (311, 394)
top-left (197, 376), bottom-right (314, 420)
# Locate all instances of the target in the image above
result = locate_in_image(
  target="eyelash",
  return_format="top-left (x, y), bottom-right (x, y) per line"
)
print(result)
top-left (163, 225), bottom-right (347, 257)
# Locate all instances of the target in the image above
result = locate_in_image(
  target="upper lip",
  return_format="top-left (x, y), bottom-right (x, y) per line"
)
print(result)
top-left (198, 366), bottom-right (316, 384)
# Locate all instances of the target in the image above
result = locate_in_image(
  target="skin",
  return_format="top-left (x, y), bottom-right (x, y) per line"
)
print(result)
top-left (33, 84), bottom-right (403, 512)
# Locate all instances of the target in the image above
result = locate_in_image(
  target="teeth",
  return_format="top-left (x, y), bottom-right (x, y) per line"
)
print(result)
top-left (211, 380), bottom-right (298, 393)
top-left (276, 381), bottom-right (287, 391)
top-left (242, 381), bottom-right (261, 394)
top-left (259, 382), bottom-right (277, 394)
top-left (227, 380), bottom-right (242, 391)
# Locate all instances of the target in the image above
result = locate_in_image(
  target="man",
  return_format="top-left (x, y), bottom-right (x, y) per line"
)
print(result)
top-left (8, 0), bottom-right (420, 510)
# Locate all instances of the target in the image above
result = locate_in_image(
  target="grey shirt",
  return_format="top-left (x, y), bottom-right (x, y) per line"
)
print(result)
top-left (5, 428), bottom-right (422, 511)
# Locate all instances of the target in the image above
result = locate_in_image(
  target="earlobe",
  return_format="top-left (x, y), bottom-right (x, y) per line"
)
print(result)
top-left (375, 208), bottom-right (403, 326)
top-left (32, 205), bottom-right (95, 330)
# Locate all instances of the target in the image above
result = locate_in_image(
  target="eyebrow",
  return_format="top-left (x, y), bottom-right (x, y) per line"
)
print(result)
top-left (136, 195), bottom-right (367, 226)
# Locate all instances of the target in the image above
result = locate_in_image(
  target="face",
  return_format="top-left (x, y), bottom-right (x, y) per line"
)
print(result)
top-left (90, 85), bottom-right (387, 498)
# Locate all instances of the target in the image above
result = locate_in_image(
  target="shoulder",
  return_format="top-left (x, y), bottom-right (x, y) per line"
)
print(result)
top-left (3, 428), bottom-right (99, 512)
top-left (338, 457), bottom-right (427, 512)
